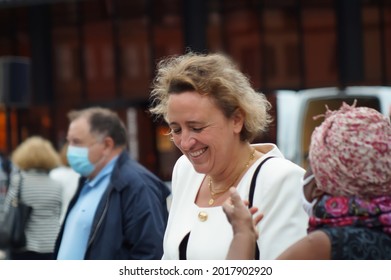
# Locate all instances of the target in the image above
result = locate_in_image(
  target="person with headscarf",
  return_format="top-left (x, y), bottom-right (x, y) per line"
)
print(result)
top-left (224, 101), bottom-right (391, 259)
top-left (49, 143), bottom-right (80, 224)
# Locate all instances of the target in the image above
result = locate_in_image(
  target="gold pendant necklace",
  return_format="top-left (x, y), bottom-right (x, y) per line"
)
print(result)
top-left (208, 148), bottom-right (255, 206)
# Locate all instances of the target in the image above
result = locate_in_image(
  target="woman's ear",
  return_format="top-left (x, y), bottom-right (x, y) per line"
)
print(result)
top-left (232, 108), bottom-right (245, 133)
top-left (311, 186), bottom-right (325, 201)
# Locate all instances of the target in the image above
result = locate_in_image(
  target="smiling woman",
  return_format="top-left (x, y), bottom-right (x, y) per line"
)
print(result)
top-left (149, 52), bottom-right (308, 260)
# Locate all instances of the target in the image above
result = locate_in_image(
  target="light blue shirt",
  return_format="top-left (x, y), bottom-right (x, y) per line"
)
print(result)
top-left (57, 156), bottom-right (119, 260)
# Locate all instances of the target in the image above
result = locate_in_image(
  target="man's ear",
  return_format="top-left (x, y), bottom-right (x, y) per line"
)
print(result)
top-left (103, 136), bottom-right (115, 151)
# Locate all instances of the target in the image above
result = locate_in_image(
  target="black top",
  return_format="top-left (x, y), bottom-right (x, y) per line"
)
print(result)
top-left (320, 226), bottom-right (391, 260)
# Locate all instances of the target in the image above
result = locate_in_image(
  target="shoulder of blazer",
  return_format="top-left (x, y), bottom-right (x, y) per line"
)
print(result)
top-left (248, 156), bottom-right (276, 208)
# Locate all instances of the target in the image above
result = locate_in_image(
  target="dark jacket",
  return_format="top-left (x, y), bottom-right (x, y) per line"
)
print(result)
top-left (54, 150), bottom-right (170, 259)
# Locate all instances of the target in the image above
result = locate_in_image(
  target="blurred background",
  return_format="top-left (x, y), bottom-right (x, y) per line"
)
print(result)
top-left (0, 0), bottom-right (390, 180)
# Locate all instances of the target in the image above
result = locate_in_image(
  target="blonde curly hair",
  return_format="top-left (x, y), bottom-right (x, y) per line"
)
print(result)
top-left (11, 136), bottom-right (61, 172)
top-left (149, 52), bottom-right (272, 142)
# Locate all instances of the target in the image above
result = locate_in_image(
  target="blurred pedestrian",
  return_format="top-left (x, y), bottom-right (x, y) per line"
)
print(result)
top-left (54, 107), bottom-right (170, 259)
top-left (49, 143), bottom-right (80, 224)
top-left (0, 153), bottom-right (13, 259)
top-left (6, 136), bottom-right (62, 260)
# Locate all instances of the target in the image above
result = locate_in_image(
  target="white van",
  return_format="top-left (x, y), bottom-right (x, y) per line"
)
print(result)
top-left (276, 86), bottom-right (391, 168)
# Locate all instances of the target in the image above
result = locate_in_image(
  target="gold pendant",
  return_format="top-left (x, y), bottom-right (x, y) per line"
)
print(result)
top-left (208, 198), bottom-right (214, 206)
top-left (198, 211), bottom-right (208, 222)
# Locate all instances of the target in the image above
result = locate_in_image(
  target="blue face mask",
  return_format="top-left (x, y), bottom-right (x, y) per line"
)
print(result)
top-left (67, 145), bottom-right (95, 177)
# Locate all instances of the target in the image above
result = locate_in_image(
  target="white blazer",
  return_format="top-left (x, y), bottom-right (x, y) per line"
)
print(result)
top-left (162, 143), bottom-right (308, 260)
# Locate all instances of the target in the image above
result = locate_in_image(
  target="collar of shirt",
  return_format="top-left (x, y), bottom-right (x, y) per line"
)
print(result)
top-left (56, 155), bottom-right (120, 260)
top-left (85, 155), bottom-right (119, 189)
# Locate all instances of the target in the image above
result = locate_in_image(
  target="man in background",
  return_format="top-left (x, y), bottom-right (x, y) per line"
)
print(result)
top-left (55, 107), bottom-right (170, 259)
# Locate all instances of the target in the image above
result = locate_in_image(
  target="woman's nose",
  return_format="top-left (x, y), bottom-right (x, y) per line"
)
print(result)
top-left (176, 131), bottom-right (196, 150)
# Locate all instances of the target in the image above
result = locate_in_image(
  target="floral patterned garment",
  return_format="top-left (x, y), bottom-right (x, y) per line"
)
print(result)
top-left (308, 194), bottom-right (391, 234)
top-left (308, 194), bottom-right (391, 259)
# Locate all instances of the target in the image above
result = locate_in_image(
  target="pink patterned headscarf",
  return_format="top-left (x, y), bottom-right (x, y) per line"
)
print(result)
top-left (309, 101), bottom-right (391, 198)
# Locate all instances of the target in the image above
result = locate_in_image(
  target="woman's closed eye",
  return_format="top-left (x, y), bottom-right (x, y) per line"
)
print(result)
top-left (170, 128), bottom-right (181, 135)
top-left (170, 126), bottom-right (207, 135)
top-left (191, 126), bottom-right (206, 132)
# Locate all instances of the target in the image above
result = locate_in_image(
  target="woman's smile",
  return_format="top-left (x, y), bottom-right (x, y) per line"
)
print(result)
top-left (188, 147), bottom-right (208, 158)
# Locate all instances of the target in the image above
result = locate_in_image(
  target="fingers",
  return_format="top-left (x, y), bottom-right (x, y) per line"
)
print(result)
top-left (253, 213), bottom-right (264, 226)
top-left (228, 187), bottom-right (245, 208)
top-left (249, 207), bottom-right (263, 227)
top-left (223, 187), bottom-right (264, 226)
top-left (222, 201), bottom-right (233, 217)
top-left (222, 192), bottom-right (235, 218)
top-left (249, 206), bottom-right (259, 215)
